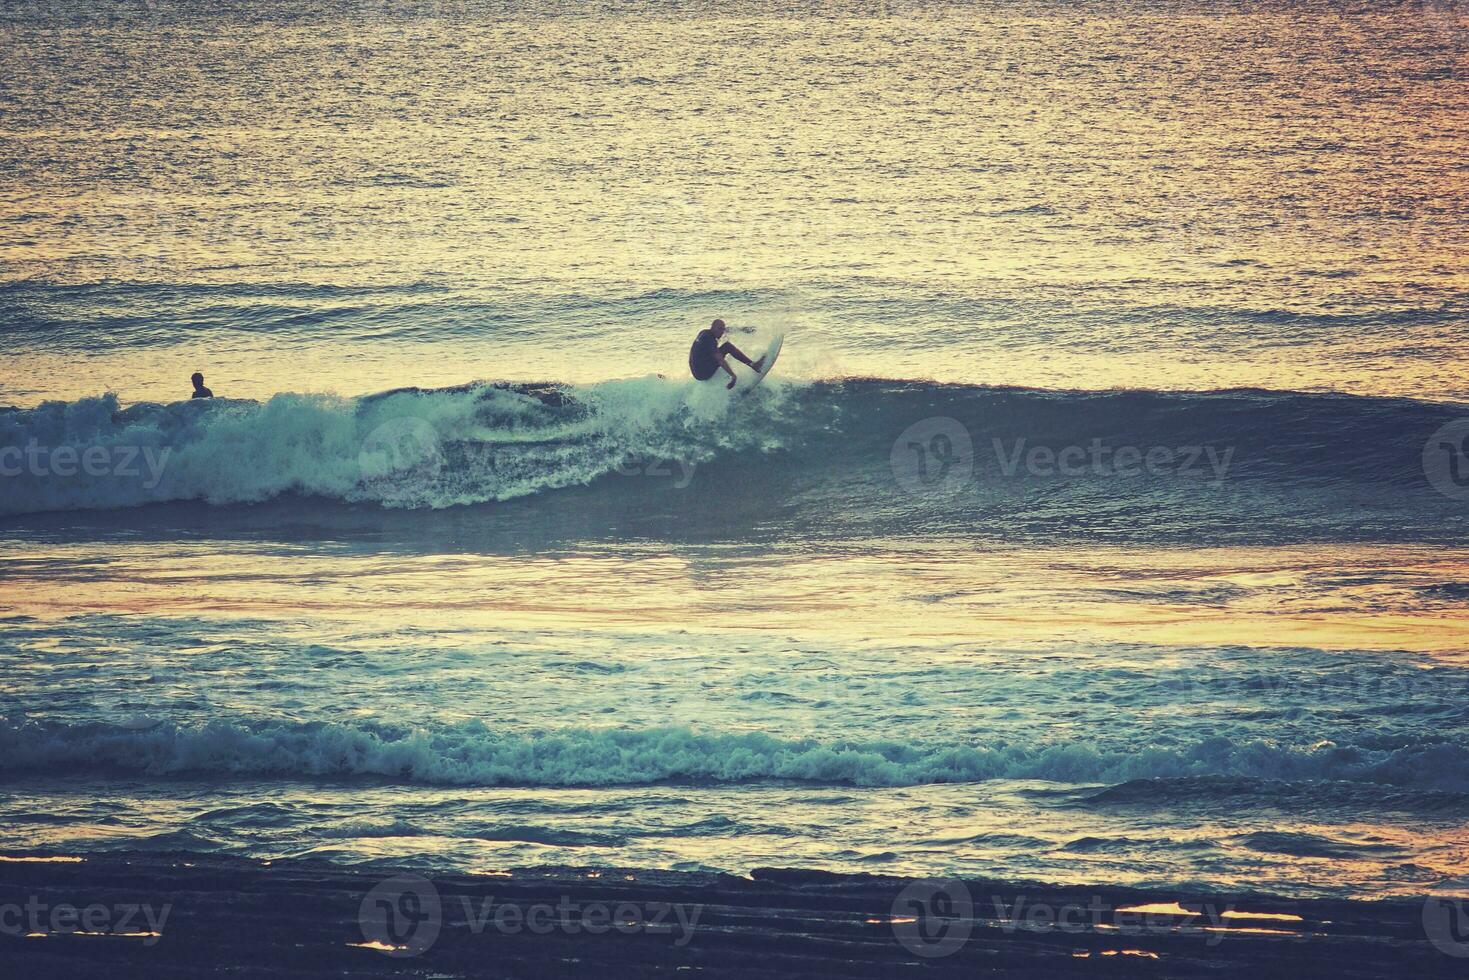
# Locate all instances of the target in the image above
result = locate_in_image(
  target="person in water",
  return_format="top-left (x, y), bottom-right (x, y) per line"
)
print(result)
top-left (191, 372), bottom-right (213, 399)
top-left (688, 319), bottom-right (764, 389)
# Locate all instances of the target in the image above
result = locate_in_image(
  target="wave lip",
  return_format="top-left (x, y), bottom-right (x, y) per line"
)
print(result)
top-left (6, 717), bottom-right (1469, 794)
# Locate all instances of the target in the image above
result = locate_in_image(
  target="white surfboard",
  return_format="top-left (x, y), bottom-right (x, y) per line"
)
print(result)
top-left (742, 333), bottom-right (784, 391)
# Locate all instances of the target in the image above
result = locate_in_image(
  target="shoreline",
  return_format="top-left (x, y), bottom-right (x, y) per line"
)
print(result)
top-left (0, 852), bottom-right (1459, 977)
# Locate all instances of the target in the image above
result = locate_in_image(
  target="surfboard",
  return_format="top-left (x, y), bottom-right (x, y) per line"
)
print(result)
top-left (743, 333), bottom-right (784, 391)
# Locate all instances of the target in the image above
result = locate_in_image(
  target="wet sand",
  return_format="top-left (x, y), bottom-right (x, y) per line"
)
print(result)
top-left (0, 853), bottom-right (1457, 978)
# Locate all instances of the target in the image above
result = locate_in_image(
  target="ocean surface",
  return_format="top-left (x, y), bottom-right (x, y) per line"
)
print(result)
top-left (2, 0), bottom-right (1468, 901)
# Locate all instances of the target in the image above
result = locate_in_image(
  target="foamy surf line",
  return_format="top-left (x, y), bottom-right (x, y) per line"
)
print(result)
top-left (0, 375), bottom-right (805, 515)
top-left (5, 717), bottom-right (1468, 791)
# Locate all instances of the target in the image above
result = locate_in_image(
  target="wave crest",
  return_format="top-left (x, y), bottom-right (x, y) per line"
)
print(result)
top-left (0, 377), bottom-right (785, 515)
top-left (5, 716), bottom-right (1467, 791)
top-left (1, 380), bottom-right (1462, 535)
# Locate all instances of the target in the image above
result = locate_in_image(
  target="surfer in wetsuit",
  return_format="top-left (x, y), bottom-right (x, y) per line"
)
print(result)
top-left (191, 372), bottom-right (213, 399)
top-left (688, 319), bottom-right (764, 389)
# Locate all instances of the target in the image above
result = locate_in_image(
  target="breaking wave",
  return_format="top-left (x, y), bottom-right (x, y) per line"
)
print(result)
top-left (0, 377), bottom-right (793, 515)
top-left (5, 716), bottom-right (1469, 792)
top-left (1, 379), bottom-right (1463, 544)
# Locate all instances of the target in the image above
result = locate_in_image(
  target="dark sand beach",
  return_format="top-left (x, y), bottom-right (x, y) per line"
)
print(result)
top-left (1, 853), bottom-right (1458, 978)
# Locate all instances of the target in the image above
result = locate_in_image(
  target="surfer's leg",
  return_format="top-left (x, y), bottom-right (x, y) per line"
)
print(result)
top-left (719, 342), bottom-right (760, 370)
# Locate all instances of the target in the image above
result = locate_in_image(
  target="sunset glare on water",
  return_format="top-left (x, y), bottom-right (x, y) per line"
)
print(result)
top-left (2, 1), bottom-right (1468, 976)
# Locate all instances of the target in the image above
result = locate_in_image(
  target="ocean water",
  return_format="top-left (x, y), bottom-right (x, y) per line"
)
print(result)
top-left (2, 0), bottom-right (1468, 901)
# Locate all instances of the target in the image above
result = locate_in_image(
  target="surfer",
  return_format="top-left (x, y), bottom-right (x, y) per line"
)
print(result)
top-left (191, 372), bottom-right (213, 399)
top-left (689, 319), bottom-right (764, 389)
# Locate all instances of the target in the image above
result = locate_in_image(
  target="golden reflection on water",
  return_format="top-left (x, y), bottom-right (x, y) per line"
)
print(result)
top-left (3, 539), bottom-right (1465, 658)
top-left (2, 9), bottom-right (1466, 404)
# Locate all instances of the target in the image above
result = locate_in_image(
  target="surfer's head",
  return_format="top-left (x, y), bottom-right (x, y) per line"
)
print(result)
top-left (710, 318), bottom-right (726, 337)
top-left (191, 372), bottom-right (205, 389)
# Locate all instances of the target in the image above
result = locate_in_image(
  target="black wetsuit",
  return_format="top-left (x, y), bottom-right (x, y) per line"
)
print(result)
top-left (688, 329), bottom-right (721, 381)
top-left (192, 387), bottom-right (213, 399)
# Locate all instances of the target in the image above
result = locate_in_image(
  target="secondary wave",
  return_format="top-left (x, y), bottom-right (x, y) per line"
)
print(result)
top-left (4, 716), bottom-right (1468, 792)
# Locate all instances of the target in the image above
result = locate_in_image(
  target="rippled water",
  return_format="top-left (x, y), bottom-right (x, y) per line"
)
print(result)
top-left (2, 0), bottom-right (1468, 901)
top-left (2, 0), bottom-right (1465, 402)
top-left (3, 532), bottom-right (1469, 897)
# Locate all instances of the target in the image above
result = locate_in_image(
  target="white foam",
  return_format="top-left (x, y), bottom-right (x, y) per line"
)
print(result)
top-left (3, 717), bottom-right (1465, 791)
top-left (0, 378), bottom-right (795, 515)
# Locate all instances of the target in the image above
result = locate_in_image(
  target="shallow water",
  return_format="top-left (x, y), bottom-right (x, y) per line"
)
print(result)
top-left (3, 527), bottom-right (1468, 897)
